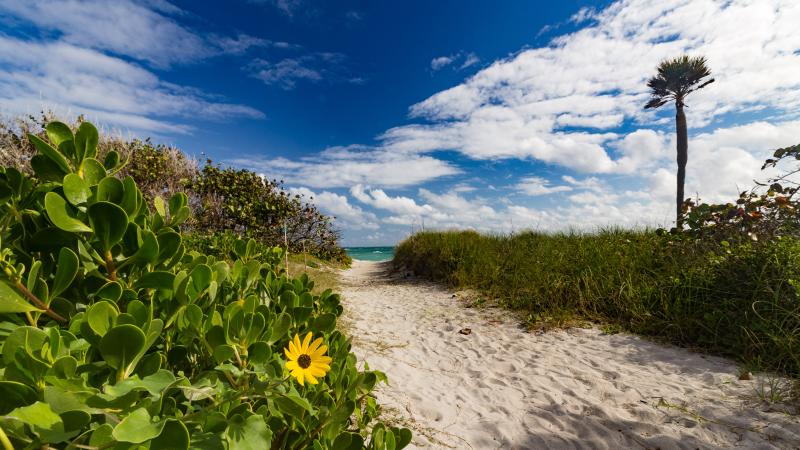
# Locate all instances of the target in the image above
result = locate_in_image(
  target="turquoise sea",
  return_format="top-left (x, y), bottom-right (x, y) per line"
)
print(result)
top-left (345, 246), bottom-right (395, 262)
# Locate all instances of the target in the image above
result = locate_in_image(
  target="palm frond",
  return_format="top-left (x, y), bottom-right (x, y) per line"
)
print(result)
top-left (643, 55), bottom-right (713, 110)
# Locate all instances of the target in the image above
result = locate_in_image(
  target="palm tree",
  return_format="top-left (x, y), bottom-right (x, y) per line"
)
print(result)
top-left (645, 55), bottom-right (714, 228)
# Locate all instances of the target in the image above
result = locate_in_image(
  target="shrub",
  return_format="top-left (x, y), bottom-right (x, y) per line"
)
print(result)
top-left (0, 121), bottom-right (409, 449)
top-left (0, 114), bottom-right (350, 263)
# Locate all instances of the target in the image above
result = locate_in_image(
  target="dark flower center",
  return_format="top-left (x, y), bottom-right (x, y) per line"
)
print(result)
top-left (298, 354), bottom-right (311, 369)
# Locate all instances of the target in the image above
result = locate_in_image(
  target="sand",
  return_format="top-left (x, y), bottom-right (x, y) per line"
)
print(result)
top-left (340, 260), bottom-right (800, 450)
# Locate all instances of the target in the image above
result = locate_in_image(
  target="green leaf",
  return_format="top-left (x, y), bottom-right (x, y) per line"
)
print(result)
top-left (31, 154), bottom-right (67, 182)
top-left (96, 281), bottom-right (123, 302)
top-left (268, 313), bottom-right (291, 344)
top-left (332, 432), bottom-right (364, 450)
top-left (2, 326), bottom-right (47, 364)
top-left (151, 419), bottom-right (190, 450)
top-left (78, 158), bottom-right (106, 185)
top-left (0, 381), bottom-right (38, 414)
top-left (112, 407), bottom-right (165, 443)
top-left (62, 173), bottom-right (91, 206)
top-left (0, 281), bottom-right (41, 313)
top-left (120, 176), bottom-right (141, 217)
top-left (311, 313), bottom-right (336, 333)
top-left (96, 176), bottom-right (124, 203)
top-left (88, 201), bottom-right (128, 251)
top-left (29, 133), bottom-right (71, 173)
top-left (134, 271), bottom-right (175, 290)
top-left (45, 122), bottom-right (74, 150)
top-left (225, 414), bottom-right (273, 450)
top-left (394, 428), bottom-right (413, 449)
top-left (52, 248), bottom-right (79, 297)
top-left (86, 301), bottom-right (119, 337)
top-left (45, 192), bottom-right (91, 233)
top-left (154, 196), bottom-right (167, 217)
top-left (8, 401), bottom-right (63, 432)
top-left (103, 150), bottom-right (121, 170)
top-left (100, 324), bottom-right (146, 376)
top-left (274, 394), bottom-right (313, 418)
top-left (74, 121), bottom-right (99, 161)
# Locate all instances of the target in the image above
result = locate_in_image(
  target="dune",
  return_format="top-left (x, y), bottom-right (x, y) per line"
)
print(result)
top-left (341, 260), bottom-right (800, 449)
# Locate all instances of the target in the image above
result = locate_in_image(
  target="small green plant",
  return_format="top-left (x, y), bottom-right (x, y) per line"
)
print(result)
top-left (0, 121), bottom-right (410, 449)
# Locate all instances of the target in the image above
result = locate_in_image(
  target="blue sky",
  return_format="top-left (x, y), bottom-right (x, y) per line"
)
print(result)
top-left (1, 0), bottom-right (800, 246)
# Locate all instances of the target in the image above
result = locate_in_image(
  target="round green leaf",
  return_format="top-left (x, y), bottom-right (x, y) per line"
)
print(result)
top-left (96, 176), bottom-right (124, 204)
top-left (52, 248), bottom-right (79, 298)
top-left (0, 381), bottom-right (38, 415)
top-left (79, 158), bottom-right (106, 185)
top-left (45, 122), bottom-right (74, 150)
top-left (28, 133), bottom-right (71, 173)
top-left (62, 174), bottom-right (91, 206)
top-left (44, 192), bottom-right (91, 233)
top-left (74, 122), bottom-right (99, 161)
top-left (86, 301), bottom-right (119, 337)
top-left (150, 419), bottom-right (189, 450)
top-left (99, 324), bottom-right (146, 373)
top-left (88, 201), bottom-right (128, 251)
top-left (31, 154), bottom-right (67, 182)
top-left (112, 407), bottom-right (164, 444)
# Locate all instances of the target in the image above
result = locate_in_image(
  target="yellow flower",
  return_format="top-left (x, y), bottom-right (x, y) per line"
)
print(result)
top-left (284, 332), bottom-right (332, 386)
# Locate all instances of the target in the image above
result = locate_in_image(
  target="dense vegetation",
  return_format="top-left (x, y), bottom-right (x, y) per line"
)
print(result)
top-left (395, 142), bottom-right (800, 378)
top-left (0, 114), bottom-right (349, 262)
top-left (0, 121), bottom-right (409, 449)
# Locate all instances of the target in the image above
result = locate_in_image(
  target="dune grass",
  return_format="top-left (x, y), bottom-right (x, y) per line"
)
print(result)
top-left (394, 229), bottom-right (800, 377)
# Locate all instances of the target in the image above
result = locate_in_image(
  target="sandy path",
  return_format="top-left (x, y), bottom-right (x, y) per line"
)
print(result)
top-left (340, 260), bottom-right (800, 450)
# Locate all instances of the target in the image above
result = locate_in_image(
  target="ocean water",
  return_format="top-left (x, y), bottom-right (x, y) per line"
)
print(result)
top-left (345, 246), bottom-right (395, 262)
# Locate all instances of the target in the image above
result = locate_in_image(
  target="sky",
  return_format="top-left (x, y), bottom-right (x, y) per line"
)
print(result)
top-left (1, 0), bottom-right (800, 246)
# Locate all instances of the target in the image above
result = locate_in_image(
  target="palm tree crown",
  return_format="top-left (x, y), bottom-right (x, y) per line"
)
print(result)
top-left (645, 55), bottom-right (714, 109)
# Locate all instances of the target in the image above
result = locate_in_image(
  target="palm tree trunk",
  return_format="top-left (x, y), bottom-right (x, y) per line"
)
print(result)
top-left (675, 102), bottom-right (688, 228)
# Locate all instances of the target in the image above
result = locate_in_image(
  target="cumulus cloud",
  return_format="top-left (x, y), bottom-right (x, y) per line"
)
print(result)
top-left (515, 177), bottom-right (573, 196)
top-left (0, 0), bottom-right (269, 68)
top-left (289, 187), bottom-right (379, 230)
top-left (0, 37), bottom-right (264, 134)
top-left (229, 145), bottom-right (460, 188)
top-left (387, 0), bottom-right (800, 174)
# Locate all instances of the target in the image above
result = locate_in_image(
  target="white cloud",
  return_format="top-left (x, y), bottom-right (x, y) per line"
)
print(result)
top-left (383, 0), bottom-right (800, 174)
top-left (430, 52), bottom-right (481, 72)
top-left (0, 0), bottom-right (269, 68)
top-left (351, 185), bottom-right (433, 217)
top-left (0, 37), bottom-right (264, 134)
top-left (229, 146), bottom-right (460, 188)
top-left (247, 53), bottom-right (361, 89)
top-left (289, 187), bottom-right (379, 230)
top-left (430, 56), bottom-right (455, 71)
top-left (515, 176), bottom-right (572, 196)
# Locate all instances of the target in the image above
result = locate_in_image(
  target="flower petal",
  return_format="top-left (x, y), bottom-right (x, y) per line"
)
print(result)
top-left (308, 366), bottom-right (327, 377)
top-left (305, 373), bottom-right (319, 384)
top-left (284, 347), bottom-right (296, 360)
top-left (286, 360), bottom-right (299, 371)
top-left (314, 355), bottom-right (332, 365)
top-left (301, 332), bottom-right (313, 353)
top-left (311, 345), bottom-right (328, 358)
top-left (293, 334), bottom-right (302, 352)
top-left (292, 369), bottom-right (305, 386)
top-left (310, 362), bottom-right (330, 372)
top-left (307, 337), bottom-right (324, 355)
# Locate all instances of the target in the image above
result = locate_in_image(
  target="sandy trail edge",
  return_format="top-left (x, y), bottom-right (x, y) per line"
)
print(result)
top-left (339, 260), bottom-right (800, 450)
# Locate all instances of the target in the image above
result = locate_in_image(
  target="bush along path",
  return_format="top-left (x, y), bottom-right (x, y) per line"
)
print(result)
top-left (0, 120), bottom-right (410, 449)
top-left (341, 261), bottom-right (800, 449)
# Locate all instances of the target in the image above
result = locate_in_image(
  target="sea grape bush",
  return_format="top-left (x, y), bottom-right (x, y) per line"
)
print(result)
top-left (0, 121), bottom-right (410, 449)
top-left (0, 114), bottom-right (350, 263)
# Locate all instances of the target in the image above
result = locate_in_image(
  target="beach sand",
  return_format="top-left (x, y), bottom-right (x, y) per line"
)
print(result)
top-left (341, 260), bottom-right (800, 449)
